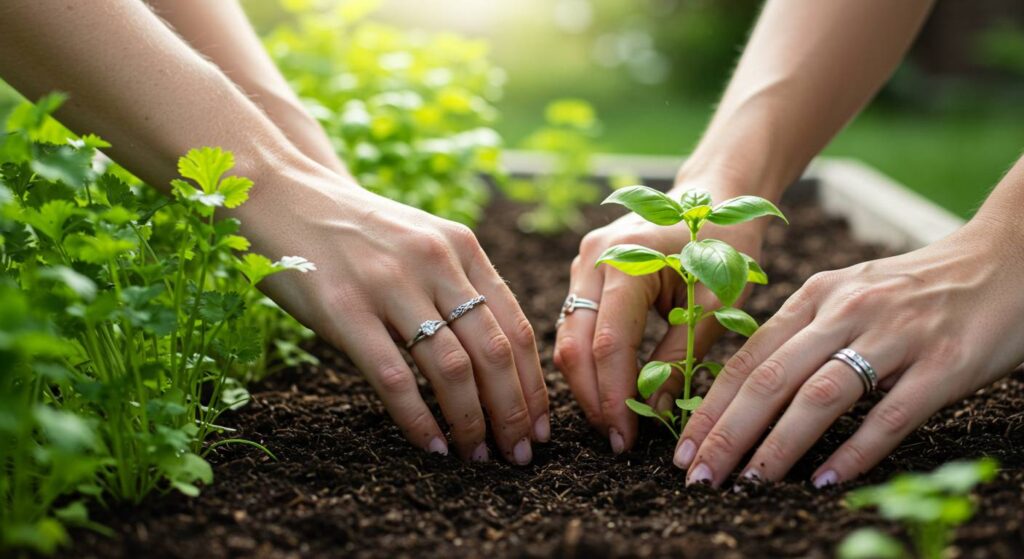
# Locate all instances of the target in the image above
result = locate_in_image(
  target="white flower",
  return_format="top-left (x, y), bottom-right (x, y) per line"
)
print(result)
top-left (189, 191), bottom-right (225, 207)
top-left (275, 255), bottom-right (317, 273)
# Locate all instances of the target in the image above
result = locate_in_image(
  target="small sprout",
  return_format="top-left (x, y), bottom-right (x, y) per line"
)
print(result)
top-left (597, 185), bottom-right (786, 437)
top-left (838, 458), bottom-right (999, 559)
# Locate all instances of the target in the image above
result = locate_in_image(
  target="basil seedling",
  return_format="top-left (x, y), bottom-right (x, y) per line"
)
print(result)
top-left (596, 185), bottom-right (786, 437)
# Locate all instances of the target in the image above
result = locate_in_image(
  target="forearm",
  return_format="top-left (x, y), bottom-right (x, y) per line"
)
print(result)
top-left (145, 0), bottom-right (351, 178)
top-left (0, 0), bottom-right (326, 192)
top-left (678, 0), bottom-right (934, 201)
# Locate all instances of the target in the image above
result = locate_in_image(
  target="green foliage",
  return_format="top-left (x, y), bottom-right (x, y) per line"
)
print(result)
top-left (0, 95), bottom-right (312, 554)
top-left (265, 0), bottom-right (504, 225)
top-left (597, 184), bottom-right (785, 437)
top-left (503, 99), bottom-right (603, 234)
top-left (839, 458), bottom-right (999, 559)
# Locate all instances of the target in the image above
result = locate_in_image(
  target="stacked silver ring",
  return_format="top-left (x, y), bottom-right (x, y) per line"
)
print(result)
top-left (556, 293), bottom-right (600, 328)
top-left (448, 295), bottom-right (486, 322)
top-left (829, 348), bottom-right (878, 396)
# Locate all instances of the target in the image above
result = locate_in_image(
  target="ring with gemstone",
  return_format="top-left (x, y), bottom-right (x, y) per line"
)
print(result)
top-left (556, 293), bottom-right (600, 328)
top-left (406, 319), bottom-right (448, 349)
top-left (448, 295), bottom-right (487, 322)
top-left (829, 347), bottom-right (878, 396)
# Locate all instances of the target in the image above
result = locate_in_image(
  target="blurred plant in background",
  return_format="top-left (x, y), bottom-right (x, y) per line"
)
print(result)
top-left (0, 95), bottom-right (311, 554)
top-left (264, 0), bottom-right (506, 226)
top-left (503, 99), bottom-right (601, 234)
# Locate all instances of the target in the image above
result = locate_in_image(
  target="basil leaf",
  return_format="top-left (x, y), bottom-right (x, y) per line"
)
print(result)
top-left (675, 395), bottom-right (704, 412)
top-left (603, 185), bottom-right (683, 226)
top-left (596, 244), bottom-right (668, 276)
top-left (713, 307), bottom-right (758, 337)
top-left (742, 252), bottom-right (768, 284)
top-left (708, 196), bottom-right (788, 226)
top-left (638, 361), bottom-right (672, 398)
top-left (679, 188), bottom-right (712, 211)
top-left (625, 398), bottom-right (659, 418)
top-left (681, 239), bottom-right (747, 306)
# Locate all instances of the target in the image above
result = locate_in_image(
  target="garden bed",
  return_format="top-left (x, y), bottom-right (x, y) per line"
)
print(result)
top-left (63, 185), bottom-right (1024, 559)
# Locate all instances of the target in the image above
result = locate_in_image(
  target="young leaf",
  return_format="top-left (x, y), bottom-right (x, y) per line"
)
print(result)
top-left (602, 185), bottom-right (683, 226)
top-left (836, 528), bottom-right (905, 559)
top-left (695, 361), bottom-right (723, 377)
top-left (638, 361), bottom-right (672, 399)
top-left (714, 307), bottom-right (759, 337)
top-left (236, 253), bottom-right (277, 285)
top-left (596, 244), bottom-right (668, 276)
top-left (667, 307), bottom-right (687, 326)
top-left (675, 395), bottom-right (703, 411)
top-left (177, 147), bottom-right (234, 194)
top-left (218, 176), bottom-right (253, 208)
top-left (682, 204), bottom-right (713, 228)
top-left (678, 188), bottom-right (712, 211)
top-left (708, 195), bottom-right (788, 226)
top-left (742, 252), bottom-right (768, 284)
top-left (625, 398), bottom-right (659, 418)
top-left (680, 239), bottom-right (747, 307)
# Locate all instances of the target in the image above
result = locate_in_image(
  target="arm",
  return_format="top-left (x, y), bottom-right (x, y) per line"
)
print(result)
top-left (0, 0), bottom-right (549, 464)
top-left (554, 0), bottom-right (934, 455)
top-left (145, 0), bottom-right (351, 178)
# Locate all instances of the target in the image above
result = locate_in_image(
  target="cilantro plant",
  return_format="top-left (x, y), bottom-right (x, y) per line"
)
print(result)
top-left (265, 0), bottom-right (505, 225)
top-left (502, 99), bottom-right (602, 234)
top-left (596, 185), bottom-right (786, 437)
top-left (1, 94), bottom-right (313, 553)
top-left (838, 458), bottom-right (999, 559)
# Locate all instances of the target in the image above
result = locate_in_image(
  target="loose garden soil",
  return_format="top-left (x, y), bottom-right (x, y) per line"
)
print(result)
top-left (64, 185), bottom-right (1024, 558)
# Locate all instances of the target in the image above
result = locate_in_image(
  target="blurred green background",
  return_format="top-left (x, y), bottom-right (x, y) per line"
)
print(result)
top-left (244, 0), bottom-right (1024, 218)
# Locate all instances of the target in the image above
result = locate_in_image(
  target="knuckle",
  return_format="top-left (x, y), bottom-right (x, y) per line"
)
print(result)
top-left (721, 348), bottom-right (757, 383)
top-left (702, 425), bottom-right (739, 458)
top-left (445, 222), bottom-right (479, 251)
top-left (403, 407), bottom-right (436, 436)
top-left (746, 358), bottom-right (787, 398)
top-left (553, 335), bottom-right (583, 372)
top-left (592, 327), bottom-right (630, 362)
top-left (579, 232), bottom-right (605, 256)
top-left (872, 402), bottom-right (912, 435)
top-left (419, 232), bottom-right (455, 261)
top-left (481, 329), bottom-right (515, 367)
top-left (686, 408), bottom-right (717, 435)
top-left (502, 404), bottom-right (532, 430)
top-left (598, 391), bottom-right (627, 417)
top-left (803, 271), bottom-right (835, 296)
top-left (757, 436), bottom-right (787, 466)
top-left (376, 364), bottom-right (415, 394)
top-left (452, 411), bottom-right (486, 440)
top-left (525, 382), bottom-right (549, 407)
top-left (509, 314), bottom-right (537, 350)
top-left (800, 372), bottom-right (846, 408)
top-left (832, 285), bottom-right (872, 318)
top-left (842, 441), bottom-right (871, 471)
top-left (570, 255), bottom-right (583, 276)
top-left (435, 346), bottom-right (474, 384)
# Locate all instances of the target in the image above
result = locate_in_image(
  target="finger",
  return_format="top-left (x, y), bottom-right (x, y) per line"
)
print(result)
top-left (685, 320), bottom-right (850, 487)
top-left (592, 272), bottom-right (656, 454)
top-left (463, 258), bottom-right (550, 443)
top-left (553, 255), bottom-right (606, 432)
top-left (740, 339), bottom-right (907, 482)
top-left (673, 286), bottom-right (817, 470)
top-left (389, 300), bottom-right (488, 462)
top-left (339, 318), bottom-right (448, 455)
top-left (811, 366), bottom-right (946, 487)
top-left (439, 285), bottom-right (534, 465)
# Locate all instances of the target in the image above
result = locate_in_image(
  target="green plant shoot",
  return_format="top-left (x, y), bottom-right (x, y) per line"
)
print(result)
top-left (596, 185), bottom-right (786, 437)
top-left (838, 458), bottom-right (999, 559)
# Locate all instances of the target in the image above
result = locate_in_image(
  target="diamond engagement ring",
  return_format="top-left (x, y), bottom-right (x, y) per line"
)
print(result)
top-left (556, 293), bottom-right (600, 328)
top-left (448, 295), bottom-right (487, 322)
top-left (406, 319), bottom-right (448, 349)
top-left (829, 347), bottom-right (878, 396)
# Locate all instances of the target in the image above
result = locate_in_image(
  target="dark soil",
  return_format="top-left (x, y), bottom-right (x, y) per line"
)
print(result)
top-left (65, 185), bottom-right (1024, 558)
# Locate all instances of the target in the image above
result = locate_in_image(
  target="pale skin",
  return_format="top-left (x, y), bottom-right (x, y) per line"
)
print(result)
top-left (0, 0), bottom-right (550, 465)
top-left (559, 0), bottom-right (1024, 486)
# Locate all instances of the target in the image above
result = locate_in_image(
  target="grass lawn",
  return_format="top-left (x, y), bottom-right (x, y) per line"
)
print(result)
top-left (497, 97), bottom-right (1024, 219)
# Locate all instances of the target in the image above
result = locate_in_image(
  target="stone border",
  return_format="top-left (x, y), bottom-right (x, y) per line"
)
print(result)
top-left (503, 150), bottom-right (965, 251)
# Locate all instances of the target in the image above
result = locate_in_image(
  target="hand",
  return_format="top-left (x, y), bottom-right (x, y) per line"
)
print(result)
top-left (554, 184), bottom-right (764, 454)
top-left (235, 164), bottom-right (550, 464)
top-left (674, 216), bottom-right (1024, 486)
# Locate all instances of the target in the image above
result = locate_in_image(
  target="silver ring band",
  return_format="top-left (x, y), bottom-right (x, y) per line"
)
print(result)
top-left (829, 347), bottom-right (878, 395)
top-left (556, 293), bottom-right (600, 328)
top-left (448, 295), bottom-right (486, 322)
top-left (406, 319), bottom-right (447, 349)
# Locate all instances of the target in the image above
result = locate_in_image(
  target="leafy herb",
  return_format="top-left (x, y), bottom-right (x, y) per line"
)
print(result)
top-left (596, 185), bottom-right (786, 437)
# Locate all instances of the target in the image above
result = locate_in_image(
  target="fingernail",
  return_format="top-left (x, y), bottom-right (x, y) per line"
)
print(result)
top-left (471, 442), bottom-right (489, 462)
top-left (673, 439), bottom-right (696, 469)
top-left (687, 463), bottom-right (713, 486)
top-left (813, 469), bottom-right (838, 489)
top-left (513, 437), bottom-right (532, 465)
top-left (655, 392), bottom-right (673, 413)
top-left (609, 428), bottom-right (625, 455)
top-left (742, 467), bottom-right (761, 481)
top-left (427, 437), bottom-right (448, 456)
top-left (533, 414), bottom-right (551, 443)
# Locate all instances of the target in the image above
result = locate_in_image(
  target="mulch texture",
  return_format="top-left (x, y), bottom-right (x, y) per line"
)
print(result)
top-left (64, 186), bottom-right (1024, 558)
